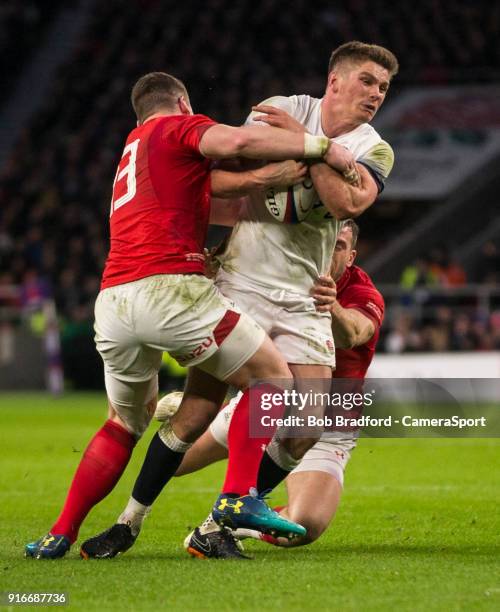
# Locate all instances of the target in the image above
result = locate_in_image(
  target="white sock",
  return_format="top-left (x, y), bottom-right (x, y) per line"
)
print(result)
top-left (117, 496), bottom-right (151, 537)
top-left (198, 513), bottom-right (221, 535)
top-left (232, 528), bottom-right (261, 541)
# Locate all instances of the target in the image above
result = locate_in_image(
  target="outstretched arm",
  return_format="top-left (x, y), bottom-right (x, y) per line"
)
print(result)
top-left (199, 122), bottom-right (354, 172)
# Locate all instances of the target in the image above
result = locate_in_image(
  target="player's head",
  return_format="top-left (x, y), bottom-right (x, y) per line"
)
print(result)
top-left (131, 72), bottom-right (192, 125)
top-left (326, 41), bottom-right (398, 123)
top-left (330, 219), bottom-right (359, 281)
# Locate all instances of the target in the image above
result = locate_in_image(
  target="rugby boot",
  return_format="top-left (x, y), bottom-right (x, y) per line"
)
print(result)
top-left (184, 526), bottom-right (250, 559)
top-left (80, 523), bottom-right (136, 559)
top-left (25, 533), bottom-right (70, 559)
top-left (212, 488), bottom-right (306, 539)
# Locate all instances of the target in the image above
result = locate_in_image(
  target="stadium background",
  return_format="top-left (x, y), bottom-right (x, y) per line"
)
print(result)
top-left (0, 2), bottom-right (499, 610)
top-left (0, 0), bottom-right (499, 390)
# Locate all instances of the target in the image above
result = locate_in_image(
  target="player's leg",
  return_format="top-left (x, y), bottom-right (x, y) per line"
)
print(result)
top-left (174, 428), bottom-right (228, 476)
top-left (256, 362), bottom-right (332, 494)
top-left (26, 284), bottom-right (161, 560)
top-left (25, 376), bottom-right (158, 560)
top-left (172, 386), bottom-right (232, 476)
top-left (238, 439), bottom-right (353, 548)
top-left (187, 295), bottom-right (334, 555)
top-left (124, 299), bottom-right (293, 507)
top-left (80, 277), bottom-right (300, 558)
top-left (80, 366), bottom-right (228, 559)
top-left (274, 470), bottom-right (342, 546)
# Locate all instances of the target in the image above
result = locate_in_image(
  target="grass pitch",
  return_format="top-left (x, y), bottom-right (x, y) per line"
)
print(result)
top-left (0, 393), bottom-right (499, 611)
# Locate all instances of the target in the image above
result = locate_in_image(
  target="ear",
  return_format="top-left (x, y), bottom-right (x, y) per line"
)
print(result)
top-left (327, 71), bottom-right (340, 93)
top-left (347, 249), bottom-right (357, 267)
top-left (178, 95), bottom-right (193, 115)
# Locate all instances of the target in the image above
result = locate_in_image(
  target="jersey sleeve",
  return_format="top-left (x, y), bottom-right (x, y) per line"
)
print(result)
top-left (357, 140), bottom-right (394, 193)
top-left (163, 114), bottom-right (217, 154)
top-left (244, 96), bottom-right (295, 126)
top-left (341, 284), bottom-right (385, 330)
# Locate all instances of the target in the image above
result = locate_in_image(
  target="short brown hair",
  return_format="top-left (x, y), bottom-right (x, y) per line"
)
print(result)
top-left (342, 219), bottom-right (360, 249)
top-left (131, 72), bottom-right (189, 123)
top-left (328, 41), bottom-right (399, 78)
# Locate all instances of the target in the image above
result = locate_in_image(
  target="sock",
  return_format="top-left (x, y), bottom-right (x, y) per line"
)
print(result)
top-left (233, 528), bottom-right (279, 546)
top-left (222, 384), bottom-right (286, 496)
top-left (117, 497), bottom-right (151, 537)
top-left (221, 389), bottom-right (272, 496)
top-left (256, 449), bottom-right (291, 494)
top-left (198, 512), bottom-right (221, 535)
top-left (51, 419), bottom-right (136, 543)
top-left (131, 429), bottom-right (188, 506)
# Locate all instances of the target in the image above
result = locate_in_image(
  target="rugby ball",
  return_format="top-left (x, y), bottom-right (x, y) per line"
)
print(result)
top-left (264, 179), bottom-right (317, 223)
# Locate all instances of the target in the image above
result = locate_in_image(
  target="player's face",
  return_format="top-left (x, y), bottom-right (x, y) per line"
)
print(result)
top-left (336, 61), bottom-right (390, 123)
top-left (330, 228), bottom-right (356, 281)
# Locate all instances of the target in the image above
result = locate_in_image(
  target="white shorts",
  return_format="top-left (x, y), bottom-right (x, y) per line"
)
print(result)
top-left (94, 274), bottom-right (265, 384)
top-left (209, 395), bottom-right (355, 486)
top-left (216, 276), bottom-right (335, 367)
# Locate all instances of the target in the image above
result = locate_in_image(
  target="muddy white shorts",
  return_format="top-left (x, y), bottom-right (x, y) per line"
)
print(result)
top-left (94, 274), bottom-right (265, 384)
top-left (215, 275), bottom-right (335, 367)
top-left (290, 438), bottom-right (355, 486)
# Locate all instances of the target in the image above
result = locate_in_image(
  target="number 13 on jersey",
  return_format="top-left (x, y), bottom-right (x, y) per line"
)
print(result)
top-left (110, 139), bottom-right (140, 215)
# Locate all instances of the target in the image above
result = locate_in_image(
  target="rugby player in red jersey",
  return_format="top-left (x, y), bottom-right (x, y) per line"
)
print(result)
top-left (25, 72), bottom-right (361, 559)
top-left (162, 220), bottom-right (384, 554)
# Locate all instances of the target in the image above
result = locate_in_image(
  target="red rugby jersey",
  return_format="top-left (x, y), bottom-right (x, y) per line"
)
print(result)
top-left (101, 114), bottom-right (216, 289)
top-left (333, 265), bottom-right (385, 379)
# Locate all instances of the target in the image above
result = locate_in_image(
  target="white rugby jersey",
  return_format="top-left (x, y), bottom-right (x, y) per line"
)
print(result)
top-left (217, 94), bottom-right (394, 297)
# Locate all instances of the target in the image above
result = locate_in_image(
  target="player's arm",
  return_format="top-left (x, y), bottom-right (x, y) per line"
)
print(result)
top-left (209, 160), bottom-right (308, 226)
top-left (310, 140), bottom-right (394, 219)
top-left (251, 105), bottom-right (393, 220)
top-left (312, 276), bottom-right (375, 349)
top-left (210, 160), bottom-right (308, 198)
top-left (309, 162), bottom-right (378, 220)
top-left (199, 123), bottom-right (353, 170)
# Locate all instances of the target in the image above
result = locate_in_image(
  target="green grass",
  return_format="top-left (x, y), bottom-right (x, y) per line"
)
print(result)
top-left (0, 393), bottom-right (499, 611)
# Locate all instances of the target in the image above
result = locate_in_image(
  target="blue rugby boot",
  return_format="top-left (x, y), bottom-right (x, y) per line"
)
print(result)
top-left (212, 489), bottom-right (306, 539)
top-left (25, 533), bottom-right (70, 559)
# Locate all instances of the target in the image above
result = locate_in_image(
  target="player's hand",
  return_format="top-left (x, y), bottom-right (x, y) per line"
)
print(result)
top-left (251, 105), bottom-right (306, 133)
top-left (260, 160), bottom-right (308, 187)
top-left (310, 275), bottom-right (337, 312)
top-left (323, 143), bottom-right (360, 187)
top-left (203, 247), bottom-right (219, 279)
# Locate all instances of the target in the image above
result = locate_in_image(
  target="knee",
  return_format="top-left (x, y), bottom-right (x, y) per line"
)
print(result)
top-left (109, 400), bottom-right (155, 439)
top-left (291, 515), bottom-right (329, 544)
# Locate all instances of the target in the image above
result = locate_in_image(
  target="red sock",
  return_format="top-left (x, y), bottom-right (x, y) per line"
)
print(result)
top-left (222, 385), bottom-right (283, 496)
top-left (51, 420), bottom-right (136, 543)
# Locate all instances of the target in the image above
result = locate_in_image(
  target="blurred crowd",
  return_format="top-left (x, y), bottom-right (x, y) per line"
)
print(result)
top-left (0, 0), bottom-right (499, 360)
top-left (0, 1), bottom-right (63, 106)
top-left (381, 242), bottom-right (500, 352)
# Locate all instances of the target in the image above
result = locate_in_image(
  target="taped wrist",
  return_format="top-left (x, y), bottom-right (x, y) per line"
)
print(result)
top-left (304, 134), bottom-right (330, 158)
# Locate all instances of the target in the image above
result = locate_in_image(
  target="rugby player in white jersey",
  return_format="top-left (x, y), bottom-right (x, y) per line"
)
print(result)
top-left (80, 42), bottom-right (398, 560)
